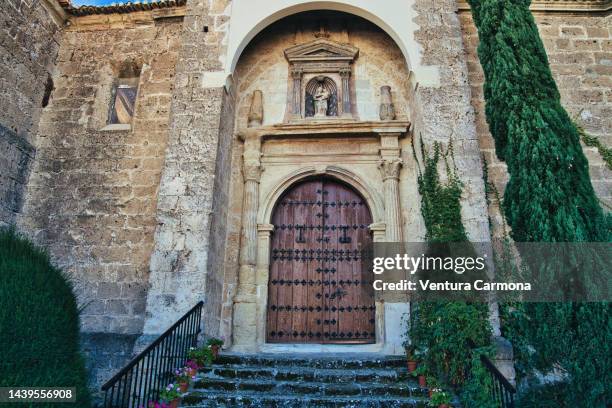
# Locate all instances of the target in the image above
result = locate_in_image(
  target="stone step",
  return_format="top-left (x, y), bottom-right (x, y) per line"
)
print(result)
top-left (182, 390), bottom-right (430, 408)
top-left (192, 377), bottom-right (427, 398)
top-left (214, 354), bottom-right (406, 370)
top-left (198, 365), bottom-right (411, 384)
top-left (181, 354), bottom-right (434, 408)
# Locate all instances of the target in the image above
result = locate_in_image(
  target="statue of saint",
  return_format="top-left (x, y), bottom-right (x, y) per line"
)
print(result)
top-left (313, 83), bottom-right (330, 117)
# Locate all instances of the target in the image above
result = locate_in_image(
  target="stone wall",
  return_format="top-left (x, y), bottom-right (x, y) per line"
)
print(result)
top-left (203, 88), bottom-right (236, 338)
top-left (18, 10), bottom-right (184, 388)
top-left (460, 10), bottom-right (612, 237)
top-left (0, 0), bottom-right (63, 225)
top-left (412, 0), bottom-right (491, 243)
top-left (141, 0), bottom-right (234, 337)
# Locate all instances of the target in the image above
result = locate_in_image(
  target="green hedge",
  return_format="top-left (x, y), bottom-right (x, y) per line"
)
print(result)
top-left (0, 229), bottom-right (91, 407)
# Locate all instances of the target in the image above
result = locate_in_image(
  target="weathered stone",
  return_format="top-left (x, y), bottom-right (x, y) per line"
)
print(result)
top-left (1, 2), bottom-right (610, 402)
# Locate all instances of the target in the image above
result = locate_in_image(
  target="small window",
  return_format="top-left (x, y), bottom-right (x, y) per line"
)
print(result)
top-left (108, 78), bottom-right (138, 125)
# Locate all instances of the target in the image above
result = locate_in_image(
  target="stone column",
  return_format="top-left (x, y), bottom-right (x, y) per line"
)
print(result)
top-left (237, 91), bottom-right (263, 297)
top-left (238, 163), bottom-right (262, 275)
top-left (379, 158), bottom-right (403, 242)
top-left (340, 67), bottom-right (352, 117)
top-left (290, 68), bottom-right (303, 119)
top-left (378, 132), bottom-right (403, 242)
top-left (232, 128), bottom-right (262, 350)
top-left (255, 223), bottom-right (274, 345)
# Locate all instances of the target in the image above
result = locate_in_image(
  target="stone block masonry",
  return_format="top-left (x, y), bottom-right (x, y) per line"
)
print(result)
top-left (141, 0), bottom-right (234, 338)
top-left (1, 0), bottom-right (608, 398)
top-left (0, 0), bottom-right (63, 225)
top-left (412, 0), bottom-right (491, 243)
top-left (17, 10), bottom-right (184, 390)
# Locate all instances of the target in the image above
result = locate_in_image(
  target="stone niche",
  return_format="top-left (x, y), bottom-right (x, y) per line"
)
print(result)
top-left (284, 38), bottom-right (359, 121)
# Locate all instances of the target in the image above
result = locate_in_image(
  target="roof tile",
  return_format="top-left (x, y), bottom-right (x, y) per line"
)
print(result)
top-left (60, 0), bottom-right (186, 16)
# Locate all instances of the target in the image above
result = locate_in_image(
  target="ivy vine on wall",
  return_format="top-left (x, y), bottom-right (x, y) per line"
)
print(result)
top-left (408, 139), bottom-right (495, 407)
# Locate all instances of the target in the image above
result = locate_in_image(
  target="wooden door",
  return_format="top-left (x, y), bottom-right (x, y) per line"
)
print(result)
top-left (266, 178), bottom-right (375, 344)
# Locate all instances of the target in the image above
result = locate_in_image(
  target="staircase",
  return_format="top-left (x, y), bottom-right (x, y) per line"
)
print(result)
top-left (181, 353), bottom-right (431, 408)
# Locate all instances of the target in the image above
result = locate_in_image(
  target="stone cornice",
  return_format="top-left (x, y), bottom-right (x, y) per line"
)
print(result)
top-left (457, 0), bottom-right (611, 12)
top-left (237, 120), bottom-right (411, 141)
top-left (64, 6), bottom-right (185, 30)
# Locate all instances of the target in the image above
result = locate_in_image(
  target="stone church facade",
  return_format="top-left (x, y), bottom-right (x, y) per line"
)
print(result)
top-left (1, 0), bottom-right (610, 388)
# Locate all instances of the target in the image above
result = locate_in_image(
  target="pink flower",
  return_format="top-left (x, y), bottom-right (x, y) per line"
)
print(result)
top-left (186, 359), bottom-right (198, 369)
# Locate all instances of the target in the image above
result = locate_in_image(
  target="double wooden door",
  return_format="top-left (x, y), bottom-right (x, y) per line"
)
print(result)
top-left (266, 178), bottom-right (375, 344)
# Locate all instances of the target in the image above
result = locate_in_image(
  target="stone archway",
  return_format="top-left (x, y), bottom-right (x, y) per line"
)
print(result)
top-left (266, 176), bottom-right (376, 344)
top-left (227, 6), bottom-right (415, 354)
top-left (224, 0), bottom-right (441, 87)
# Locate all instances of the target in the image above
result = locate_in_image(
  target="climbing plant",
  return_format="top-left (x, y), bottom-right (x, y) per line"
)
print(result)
top-left (409, 140), bottom-right (494, 407)
top-left (468, 0), bottom-right (611, 406)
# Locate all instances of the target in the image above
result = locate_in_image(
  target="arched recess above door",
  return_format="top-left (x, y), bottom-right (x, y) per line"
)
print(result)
top-left (258, 166), bottom-right (385, 226)
top-left (225, 0), bottom-right (441, 87)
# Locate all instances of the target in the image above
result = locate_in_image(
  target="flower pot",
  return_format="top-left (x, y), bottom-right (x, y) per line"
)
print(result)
top-left (439, 404), bottom-right (449, 408)
top-left (210, 344), bottom-right (220, 359)
top-left (428, 389), bottom-right (433, 398)
top-left (179, 382), bottom-right (189, 393)
top-left (418, 375), bottom-right (426, 388)
top-left (407, 360), bottom-right (417, 373)
top-left (169, 398), bottom-right (180, 408)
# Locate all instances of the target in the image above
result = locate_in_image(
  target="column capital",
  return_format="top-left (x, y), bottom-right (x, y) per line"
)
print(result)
top-left (243, 163), bottom-right (263, 183)
top-left (257, 223), bottom-right (275, 233)
top-left (291, 67), bottom-right (304, 79)
top-left (369, 222), bottom-right (387, 242)
top-left (339, 67), bottom-right (351, 78)
top-left (378, 158), bottom-right (403, 181)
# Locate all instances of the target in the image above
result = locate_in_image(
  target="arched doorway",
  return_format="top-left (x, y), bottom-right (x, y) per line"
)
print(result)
top-left (266, 177), bottom-right (375, 344)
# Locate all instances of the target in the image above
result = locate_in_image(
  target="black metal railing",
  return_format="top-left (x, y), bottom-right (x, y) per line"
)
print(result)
top-left (479, 353), bottom-right (516, 408)
top-left (101, 301), bottom-right (203, 408)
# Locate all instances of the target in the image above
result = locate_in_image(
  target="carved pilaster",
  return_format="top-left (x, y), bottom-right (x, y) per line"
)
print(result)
top-left (290, 68), bottom-right (303, 118)
top-left (239, 162), bottom-right (262, 275)
top-left (233, 132), bottom-right (263, 350)
top-left (255, 223), bottom-right (275, 345)
top-left (340, 68), bottom-right (352, 117)
top-left (236, 131), bottom-right (263, 301)
top-left (255, 224), bottom-right (275, 285)
top-left (378, 158), bottom-right (403, 242)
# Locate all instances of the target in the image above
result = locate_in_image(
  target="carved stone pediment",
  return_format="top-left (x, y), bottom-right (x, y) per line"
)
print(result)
top-left (285, 39), bottom-right (359, 121)
top-left (284, 39), bottom-right (359, 67)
